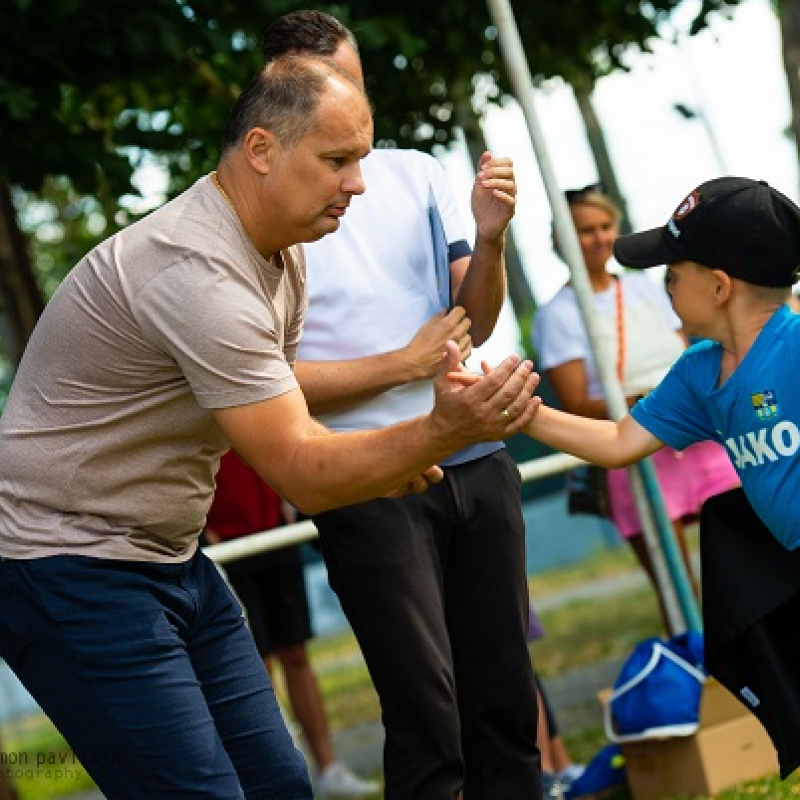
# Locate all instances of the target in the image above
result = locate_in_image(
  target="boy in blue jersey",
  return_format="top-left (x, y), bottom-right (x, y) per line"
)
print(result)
top-left (452, 174), bottom-right (800, 777)
top-left (473, 176), bottom-right (800, 552)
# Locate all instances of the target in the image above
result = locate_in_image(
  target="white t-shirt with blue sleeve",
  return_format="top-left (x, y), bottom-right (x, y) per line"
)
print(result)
top-left (300, 148), bottom-right (501, 466)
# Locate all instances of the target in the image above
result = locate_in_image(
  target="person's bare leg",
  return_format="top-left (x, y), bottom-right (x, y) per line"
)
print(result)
top-left (535, 685), bottom-right (555, 773)
top-left (627, 533), bottom-right (675, 636)
top-left (549, 734), bottom-right (573, 774)
top-left (627, 522), bottom-right (698, 637)
top-left (273, 644), bottom-right (335, 772)
top-left (671, 519), bottom-right (700, 599)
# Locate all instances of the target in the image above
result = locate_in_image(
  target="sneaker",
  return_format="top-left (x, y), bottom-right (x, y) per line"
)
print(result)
top-left (541, 770), bottom-right (564, 799)
top-left (555, 763), bottom-right (586, 790)
top-left (317, 762), bottom-right (381, 798)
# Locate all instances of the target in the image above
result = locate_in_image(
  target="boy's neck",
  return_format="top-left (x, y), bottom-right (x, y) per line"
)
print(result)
top-left (717, 302), bottom-right (784, 385)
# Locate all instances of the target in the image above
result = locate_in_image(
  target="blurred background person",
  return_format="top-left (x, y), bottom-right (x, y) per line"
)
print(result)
top-left (531, 185), bottom-right (740, 634)
top-left (205, 451), bottom-right (380, 799)
top-left (526, 604), bottom-right (584, 796)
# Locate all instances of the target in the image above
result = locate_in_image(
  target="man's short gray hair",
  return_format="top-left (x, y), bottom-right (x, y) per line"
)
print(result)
top-left (221, 56), bottom-right (349, 152)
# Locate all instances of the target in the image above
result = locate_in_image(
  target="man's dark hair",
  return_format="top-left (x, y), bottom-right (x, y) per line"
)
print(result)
top-left (221, 56), bottom-right (337, 153)
top-left (262, 10), bottom-right (358, 62)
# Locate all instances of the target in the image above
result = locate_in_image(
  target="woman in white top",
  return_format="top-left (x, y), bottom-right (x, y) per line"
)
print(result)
top-left (532, 186), bottom-right (740, 634)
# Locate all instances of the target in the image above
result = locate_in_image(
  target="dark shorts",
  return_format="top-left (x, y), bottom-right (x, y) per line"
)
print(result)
top-left (223, 543), bottom-right (312, 656)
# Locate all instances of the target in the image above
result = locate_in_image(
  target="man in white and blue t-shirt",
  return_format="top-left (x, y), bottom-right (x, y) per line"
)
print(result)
top-left (263, 12), bottom-right (541, 800)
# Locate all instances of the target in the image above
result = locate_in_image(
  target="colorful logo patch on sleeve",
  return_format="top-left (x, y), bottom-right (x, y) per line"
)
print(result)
top-left (752, 389), bottom-right (778, 420)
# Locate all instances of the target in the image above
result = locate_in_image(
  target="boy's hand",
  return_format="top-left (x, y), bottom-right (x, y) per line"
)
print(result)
top-left (446, 358), bottom-right (499, 386)
top-left (430, 343), bottom-right (541, 447)
top-left (403, 307), bottom-right (472, 381)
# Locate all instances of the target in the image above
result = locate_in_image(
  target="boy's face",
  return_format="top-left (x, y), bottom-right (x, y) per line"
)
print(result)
top-left (664, 260), bottom-right (720, 338)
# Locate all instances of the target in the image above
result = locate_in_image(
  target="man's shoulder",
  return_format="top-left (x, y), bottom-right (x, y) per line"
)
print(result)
top-left (672, 339), bottom-right (721, 386)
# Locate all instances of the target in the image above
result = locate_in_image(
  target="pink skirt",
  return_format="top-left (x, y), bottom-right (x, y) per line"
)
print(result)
top-left (606, 441), bottom-right (741, 539)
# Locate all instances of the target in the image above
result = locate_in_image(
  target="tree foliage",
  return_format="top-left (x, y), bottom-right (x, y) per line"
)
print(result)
top-left (345, 0), bottom-right (740, 145)
top-left (1, 0), bottom-right (741, 195)
top-left (0, 0), bottom-right (740, 380)
top-left (1, 0), bottom-right (275, 199)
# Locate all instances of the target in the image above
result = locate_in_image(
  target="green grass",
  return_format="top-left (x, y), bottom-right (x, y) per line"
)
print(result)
top-left (530, 587), bottom-right (663, 679)
top-left (528, 538), bottom-right (644, 598)
top-left (1, 715), bottom-right (96, 799)
top-left (306, 532), bottom-right (800, 800)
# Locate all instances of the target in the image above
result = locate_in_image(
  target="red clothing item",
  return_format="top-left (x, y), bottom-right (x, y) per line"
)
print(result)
top-left (206, 451), bottom-right (284, 540)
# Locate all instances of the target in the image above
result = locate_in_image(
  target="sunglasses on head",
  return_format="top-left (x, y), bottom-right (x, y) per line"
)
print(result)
top-left (564, 182), bottom-right (605, 203)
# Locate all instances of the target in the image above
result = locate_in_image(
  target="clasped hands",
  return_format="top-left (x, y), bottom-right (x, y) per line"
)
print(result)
top-left (385, 342), bottom-right (541, 499)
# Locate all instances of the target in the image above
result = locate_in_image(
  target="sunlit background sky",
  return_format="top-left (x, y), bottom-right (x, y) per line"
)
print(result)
top-left (437, 0), bottom-right (795, 364)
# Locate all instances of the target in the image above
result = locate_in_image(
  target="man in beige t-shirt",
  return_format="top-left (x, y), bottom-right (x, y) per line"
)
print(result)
top-left (0, 56), bottom-right (538, 798)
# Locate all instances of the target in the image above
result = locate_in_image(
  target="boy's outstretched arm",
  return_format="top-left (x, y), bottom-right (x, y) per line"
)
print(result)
top-left (449, 363), bottom-right (663, 468)
top-left (525, 405), bottom-right (663, 469)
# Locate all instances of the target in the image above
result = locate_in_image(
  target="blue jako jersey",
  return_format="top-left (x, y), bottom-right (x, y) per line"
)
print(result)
top-left (632, 305), bottom-right (800, 551)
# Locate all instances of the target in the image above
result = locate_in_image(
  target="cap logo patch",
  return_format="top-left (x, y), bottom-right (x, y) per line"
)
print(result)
top-left (674, 190), bottom-right (700, 220)
top-left (752, 389), bottom-right (778, 420)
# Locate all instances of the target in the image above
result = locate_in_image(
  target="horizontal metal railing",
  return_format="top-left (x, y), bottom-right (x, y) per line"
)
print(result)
top-left (204, 452), bottom-right (586, 566)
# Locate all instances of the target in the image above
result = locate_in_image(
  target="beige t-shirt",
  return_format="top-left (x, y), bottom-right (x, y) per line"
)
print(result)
top-left (0, 176), bottom-right (306, 562)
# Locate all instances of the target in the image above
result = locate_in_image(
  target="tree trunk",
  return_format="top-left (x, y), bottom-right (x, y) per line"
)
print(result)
top-left (573, 84), bottom-right (633, 235)
top-left (779, 0), bottom-right (800, 199)
top-left (456, 100), bottom-right (537, 356)
top-left (0, 182), bottom-right (44, 365)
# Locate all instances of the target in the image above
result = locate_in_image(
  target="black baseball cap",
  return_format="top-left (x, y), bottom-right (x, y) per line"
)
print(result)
top-left (613, 177), bottom-right (800, 287)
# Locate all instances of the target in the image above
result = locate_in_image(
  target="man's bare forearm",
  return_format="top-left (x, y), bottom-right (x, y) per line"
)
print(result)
top-left (296, 309), bottom-right (472, 415)
top-left (216, 351), bottom-right (540, 516)
top-left (452, 237), bottom-right (506, 346)
top-left (295, 351), bottom-right (417, 416)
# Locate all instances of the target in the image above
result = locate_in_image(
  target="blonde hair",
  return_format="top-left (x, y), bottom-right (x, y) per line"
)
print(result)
top-left (567, 191), bottom-right (622, 225)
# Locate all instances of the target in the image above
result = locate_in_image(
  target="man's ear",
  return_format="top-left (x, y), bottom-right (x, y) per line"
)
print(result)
top-left (243, 127), bottom-right (277, 176)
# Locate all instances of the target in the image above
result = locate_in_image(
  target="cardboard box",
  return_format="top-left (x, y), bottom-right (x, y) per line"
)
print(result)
top-left (601, 679), bottom-right (780, 800)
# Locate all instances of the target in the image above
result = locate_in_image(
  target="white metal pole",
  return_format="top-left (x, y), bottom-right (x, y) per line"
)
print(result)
top-left (485, 0), bottom-right (689, 633)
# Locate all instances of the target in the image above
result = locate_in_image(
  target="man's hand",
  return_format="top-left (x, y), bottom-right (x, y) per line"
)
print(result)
top-left (384, 465), bottom-right (444, 499)
top-left (471, 152), bottom-right (516, 242)
top-left (402, 307), bottom-right (472, 380)
top-left (429, 342), bottom-right (540, 449)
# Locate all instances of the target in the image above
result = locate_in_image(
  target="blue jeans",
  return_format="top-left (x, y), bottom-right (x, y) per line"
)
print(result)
top-left (0, 550), bottom-right (312, 799)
